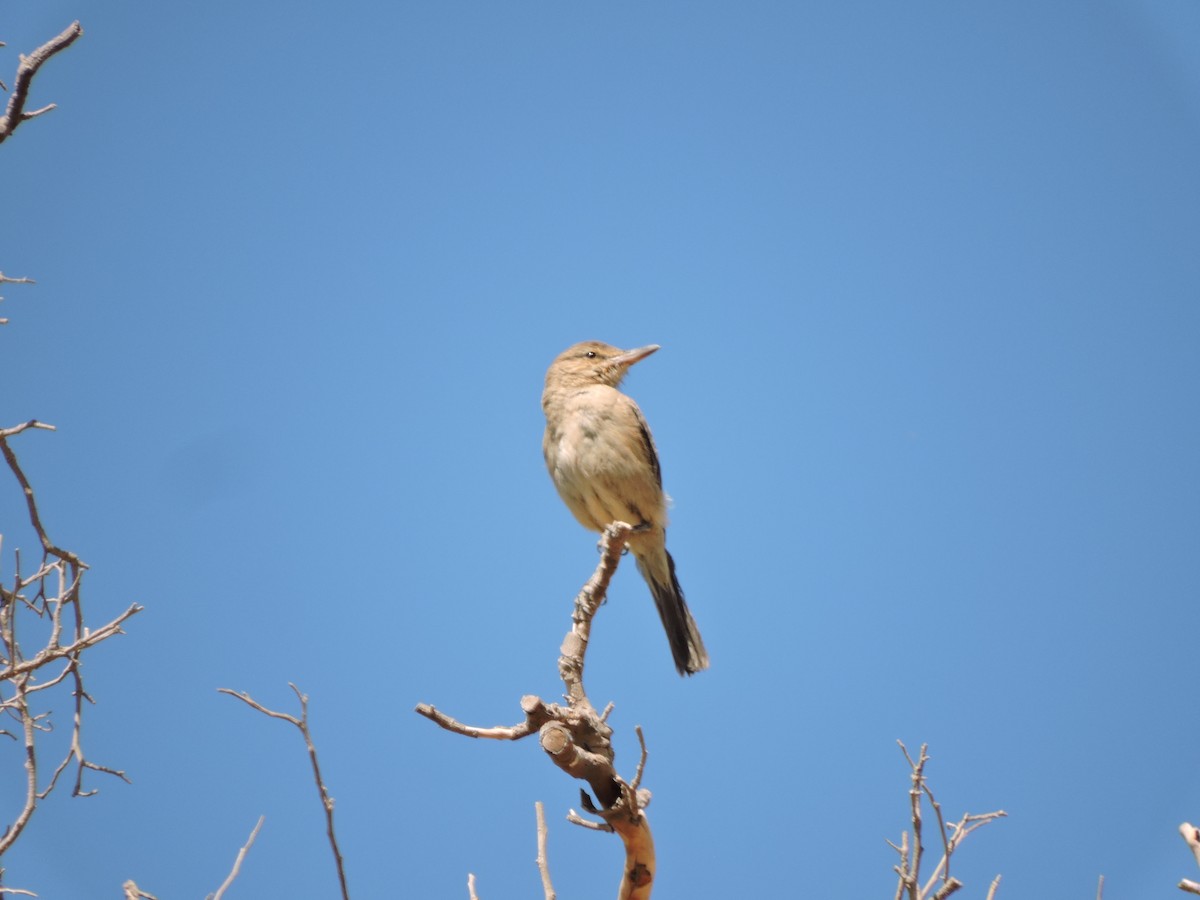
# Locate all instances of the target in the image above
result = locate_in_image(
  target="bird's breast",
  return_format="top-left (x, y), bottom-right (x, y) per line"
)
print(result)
top-left (542, 387), bottom-right (666, 531)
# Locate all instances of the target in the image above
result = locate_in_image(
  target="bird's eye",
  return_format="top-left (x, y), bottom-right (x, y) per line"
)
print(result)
top-left (585, 350), bottom-right (597, 359)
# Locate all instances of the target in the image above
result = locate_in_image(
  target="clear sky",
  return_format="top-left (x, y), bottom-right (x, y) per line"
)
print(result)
top-left (2, 1), bottom-right (1199, 897)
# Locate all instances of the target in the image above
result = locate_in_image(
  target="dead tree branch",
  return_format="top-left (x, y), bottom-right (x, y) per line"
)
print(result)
top-left (890, 741), bottom-right (1005, 900)
top-left (208, 815), bottom-right (266, 900)
top-left (0, 423), bottom-right (141, 859)
top-left (417, 521), bottom-right (657, 900)
top-left (1, 19), bottom-right (80, 322)
top-left (535, 801), bottom-right (556, 900)
top-left (218, 684), bottom-right (350, 900)
top-left (0, 21), bottom-right (82, 145)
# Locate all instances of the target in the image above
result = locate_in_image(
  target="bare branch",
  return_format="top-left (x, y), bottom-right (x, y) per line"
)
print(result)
top-left (413, 702), bottom-right (539, 741)
top-left (535, 802), bottom-right (556, 900)
top-left (0, 651), bottom-right (41, 856)
top-left (0, 420), bottom-right (54, 441)
top-left (0, 427), bottom-right (79, 563)
top-left (219, 685), bottom-right (350, 900)
top-left (416, 521), bottom-right (657, 899)
top-left (1, 602), bottom-right (142, 682)
top-left (557, 521), bottom-right (632, 707)
top-left (566, 809), bottom-right (612, 832)
top-left (0, 22), bottom-right (83, 145)
top-left (0, 425), bottom-right (138, 856)
top-left (208, 815), bottom-right (265, 900)
top-left (920, 780), bottom-right (953, 896)
top-left (892, 741), bottom-right (1005, 900)
top-left (630, 725), bottom-right (648, 792)
top-left (467, 872), bottom-right (479, 900)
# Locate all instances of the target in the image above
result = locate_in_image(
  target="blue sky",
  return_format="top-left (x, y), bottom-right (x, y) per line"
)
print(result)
top-left (2, 1), bottom-right (1199, 896)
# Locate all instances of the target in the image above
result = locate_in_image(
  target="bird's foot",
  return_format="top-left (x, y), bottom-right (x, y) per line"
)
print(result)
top-left (596, 538), bottom-right (630, 558)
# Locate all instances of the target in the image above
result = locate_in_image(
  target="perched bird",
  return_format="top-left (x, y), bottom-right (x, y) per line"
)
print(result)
top-left (541, 340), bottom-right (709, 676)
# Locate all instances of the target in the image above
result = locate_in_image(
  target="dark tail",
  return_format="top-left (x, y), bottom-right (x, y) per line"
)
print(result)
top-left (635, 547), bottom-right (709, 676)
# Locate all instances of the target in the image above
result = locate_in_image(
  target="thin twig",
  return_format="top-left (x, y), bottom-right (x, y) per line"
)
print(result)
top-left (0, 887), bottom-right (38, 898)
top-left (0, 631), bottom-right (39, 856)
top-left (892, 742), bottom-right (1005, 900)
top-left (631, 726), bottom-right (648, 792)
top-left (413, 703), bottom-right (536, 740)
top-left (2, 602), bottom-right (141, 681)
top-left (219, 685), bottom-right (350, 900)
top-left (566, 810), bottom-right (613, 832)
top-left (921, 781), bottom-right (953, 896)
top-left (892, 830), bottom-right (909, 900)
top-left (535, 801), bottom-right (556, 900)
top-left (0, 427), bottom-right (79, 562)
top-left (905, 742), bottom-right (928, 900)
top-left (0, 426), bottom-right (138, 853)
top-left (209, 815), bottom-right (265, 900)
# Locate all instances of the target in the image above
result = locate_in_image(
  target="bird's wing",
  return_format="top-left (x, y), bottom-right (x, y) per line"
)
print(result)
top-left (631, 403), bottom-right (662, 490)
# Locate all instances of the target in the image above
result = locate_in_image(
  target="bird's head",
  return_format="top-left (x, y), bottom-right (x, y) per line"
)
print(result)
top-left (544, 341), bottom-right (661, 391)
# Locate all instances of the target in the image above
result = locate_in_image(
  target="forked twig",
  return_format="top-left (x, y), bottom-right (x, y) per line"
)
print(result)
top-left (891, 741), bottom-right (1005, 900)
top-left (0, 424), bottom-right (140, 855)
top-left (219, 684), bottom-right (349, 900)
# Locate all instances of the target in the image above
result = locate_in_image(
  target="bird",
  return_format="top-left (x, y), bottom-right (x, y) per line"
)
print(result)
top-left (541, 340), bottom-right (709, 676)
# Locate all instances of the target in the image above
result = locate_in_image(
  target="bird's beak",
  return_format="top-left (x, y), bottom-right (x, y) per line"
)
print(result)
top-left (611, 344), bottom-right (661, 368)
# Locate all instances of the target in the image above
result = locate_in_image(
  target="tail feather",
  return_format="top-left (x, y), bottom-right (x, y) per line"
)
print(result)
top-left (635, 548), bottom-right (709, 676)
